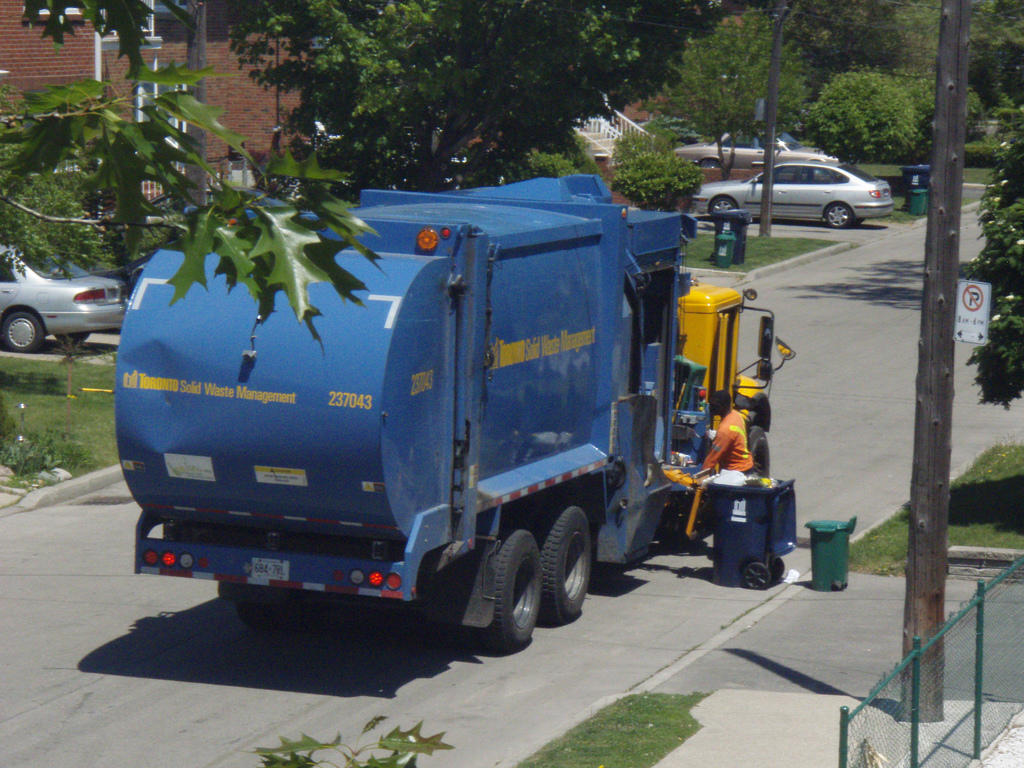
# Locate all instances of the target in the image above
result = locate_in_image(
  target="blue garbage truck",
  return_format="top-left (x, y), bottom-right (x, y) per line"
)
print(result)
top-left (116, 175), bottom-right (792, 652)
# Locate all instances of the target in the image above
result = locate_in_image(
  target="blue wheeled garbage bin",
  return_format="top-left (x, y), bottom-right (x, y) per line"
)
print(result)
top-left (710, 480), bottom-right (796, 589)
top-left (710, 209), bottom-right (753, 265)
top-left (900, 164), bottom-right (931, 192)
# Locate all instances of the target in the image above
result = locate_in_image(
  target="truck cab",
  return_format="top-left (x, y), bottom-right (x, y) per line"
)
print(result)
top-left (672, 278), bottom-right (791, 475)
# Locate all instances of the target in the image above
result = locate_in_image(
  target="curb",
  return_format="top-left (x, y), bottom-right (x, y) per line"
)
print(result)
top-left (0, 464), bottom-right (124, 518)
top-left (691, 200), bottom-right (982, 286)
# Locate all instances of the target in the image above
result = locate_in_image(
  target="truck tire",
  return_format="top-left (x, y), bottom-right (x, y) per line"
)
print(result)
top-left (748, 425), bottom-right (770, 477)
top-left (539, 506), bottom-right (592, 626)
top-left (481, 529), bottom-right (541, 653)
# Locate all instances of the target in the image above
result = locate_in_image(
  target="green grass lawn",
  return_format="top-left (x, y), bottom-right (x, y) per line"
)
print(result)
top-left (685, 234), bottom-right (833, 272)
top-left (860, 164), bottom-right (993, 187)
top-left (0, 350), bottom-right (119, 475)
top-left (850, 443), bottom-right (1024, 575)
top-left (516, 692), bottom-right (708, 768)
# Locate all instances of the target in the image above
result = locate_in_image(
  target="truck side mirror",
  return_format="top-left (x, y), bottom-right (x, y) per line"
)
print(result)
top-left (758, 315), bottom-right (775, 360)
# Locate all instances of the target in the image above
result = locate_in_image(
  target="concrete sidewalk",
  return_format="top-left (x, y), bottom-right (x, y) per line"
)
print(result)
top-left (649, 574), bottom-right (981, 768)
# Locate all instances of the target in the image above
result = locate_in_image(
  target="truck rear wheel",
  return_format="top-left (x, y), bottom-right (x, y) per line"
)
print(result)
top-left (539, 506), bottom-right (591, 626)
top-left (481, 529), bottom-right (541, 653)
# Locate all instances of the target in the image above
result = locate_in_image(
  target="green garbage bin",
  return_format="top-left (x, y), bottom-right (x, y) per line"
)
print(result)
top-left (805, 517), bottom-right (857, 592)
top-left (908, 189), bottom-right (929, 215)
top-left (714, 231), bottom-right (736, 269)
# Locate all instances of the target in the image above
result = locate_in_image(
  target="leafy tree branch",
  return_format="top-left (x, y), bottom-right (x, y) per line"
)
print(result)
top-left (3, 3), bottom-right (377, 337)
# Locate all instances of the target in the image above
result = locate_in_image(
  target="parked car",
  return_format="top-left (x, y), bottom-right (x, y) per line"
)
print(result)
top-left (0, 253), bottom-right (127, 353)
top-left (675, 133), bottom-right (837, 170)
top-left (690, 162), bottom-right (894, 229)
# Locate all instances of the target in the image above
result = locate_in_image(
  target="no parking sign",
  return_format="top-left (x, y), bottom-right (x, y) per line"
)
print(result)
top-left (954, 280), bottom-right (991, 345)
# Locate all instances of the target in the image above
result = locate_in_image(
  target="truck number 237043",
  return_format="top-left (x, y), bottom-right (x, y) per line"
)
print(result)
top-left (329, 392), bottom-right (373, 409)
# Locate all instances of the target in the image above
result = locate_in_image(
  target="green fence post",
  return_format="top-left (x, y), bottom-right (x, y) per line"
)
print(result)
top-left (974, 580), bottom-right (986, 759)
top-left (839, 706), bottom-right (849, 768)
top-left (911, 635), bottom-right (921, 768)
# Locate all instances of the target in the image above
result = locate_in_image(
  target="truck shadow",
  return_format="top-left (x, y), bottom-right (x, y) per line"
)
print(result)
top-left (78, 598), bottom-right (484, 699)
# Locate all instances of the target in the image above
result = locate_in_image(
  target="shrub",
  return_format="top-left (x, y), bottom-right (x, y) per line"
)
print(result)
top-left (611, 150), bottom-right (703, 211)
top-left (963, 133), bottom-right (1024, 405)
top-left (0, 430), bottom-right (89, 477)
top-left (610, 131), bottom-right (703, 210)
top-left (965, 139), bottom-right (1000, 168)
top-left (498, 137), bottom-right (601, 184)
top-left (523, 151), bottom-right (583, 179)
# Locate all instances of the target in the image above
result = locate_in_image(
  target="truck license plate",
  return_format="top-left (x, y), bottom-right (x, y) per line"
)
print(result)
top-left (250, 557), bottom-right (290, 582)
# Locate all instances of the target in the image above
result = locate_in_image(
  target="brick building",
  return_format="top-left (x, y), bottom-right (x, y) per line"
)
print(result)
top-left (0, 0), bottom-right (292, 167)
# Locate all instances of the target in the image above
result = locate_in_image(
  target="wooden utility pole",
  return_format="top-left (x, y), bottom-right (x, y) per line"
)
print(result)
top-left (902, 0), bottom-right (971, 722)
top-left (185, 0), bottom-right (207, 206)
top-left (757, 0), bottom-right (790, 238)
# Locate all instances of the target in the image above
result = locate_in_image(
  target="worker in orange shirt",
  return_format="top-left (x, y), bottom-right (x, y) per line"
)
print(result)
top-left (701, 390), bottom-right (754, 474)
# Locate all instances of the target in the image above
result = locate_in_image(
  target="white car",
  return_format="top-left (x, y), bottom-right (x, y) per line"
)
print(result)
top-left (0, 254), bottom-right (126, 353)
top-left (691, 162), bottom-right (894, 229)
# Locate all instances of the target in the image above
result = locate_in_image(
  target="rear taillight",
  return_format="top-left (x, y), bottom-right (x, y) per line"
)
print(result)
top-left (385, 573), bottom-right (402, 591)
top-left (869, 190), bottom-right (882, 199)
top-left (73, 288), bottom-right (107, 304)
top-left (143, 549), bottom-right (159, 566)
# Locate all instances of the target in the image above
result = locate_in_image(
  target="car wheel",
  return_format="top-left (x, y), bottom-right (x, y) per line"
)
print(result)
top-left (709, 196), bottom-right (738, 214)
top-left (824, 202), bottom-right (855, 229)
top-left (699, 158), bottom-right (721, 169)
top-left (2, 311), bottom-right (45, 353)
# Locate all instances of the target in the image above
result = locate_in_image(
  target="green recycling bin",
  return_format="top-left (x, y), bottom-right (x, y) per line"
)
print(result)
top-left (908, 189), bottom-right (929, 215)
top-left (805, 516), bottom-right (857, 592)
top-left (714, 231), bottom-right (736, 269)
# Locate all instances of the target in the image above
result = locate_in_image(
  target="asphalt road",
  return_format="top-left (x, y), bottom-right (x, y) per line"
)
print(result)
top-left (2, 203), bottom-right (1020, 768)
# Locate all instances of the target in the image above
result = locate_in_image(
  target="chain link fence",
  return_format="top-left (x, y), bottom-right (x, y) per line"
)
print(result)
top-left (839, 555), bottom-right (1024, 768)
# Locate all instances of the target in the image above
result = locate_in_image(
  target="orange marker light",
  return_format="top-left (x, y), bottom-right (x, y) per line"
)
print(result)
top-left (416, 228), bottom-right (440, 252)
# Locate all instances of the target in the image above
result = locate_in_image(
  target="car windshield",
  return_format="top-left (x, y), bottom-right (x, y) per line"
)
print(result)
top-left (840, 164), bottom-right (880, 182)
top-left (778, 133), bottom-right (805, 149)
top-left (38, 258), bottom-right (90, 279)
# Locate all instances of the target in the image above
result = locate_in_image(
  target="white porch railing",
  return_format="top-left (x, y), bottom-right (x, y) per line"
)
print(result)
top-left (577, 110), bottom-right (649, 160)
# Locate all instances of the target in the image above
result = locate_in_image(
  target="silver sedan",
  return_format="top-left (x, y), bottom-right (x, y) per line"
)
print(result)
top-left (0, 255), bottom-right (126, 353)
top-left (690, 162), bottom-right (894, 229)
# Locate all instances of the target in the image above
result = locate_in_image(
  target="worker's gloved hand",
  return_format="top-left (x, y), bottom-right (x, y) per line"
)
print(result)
top-left (707, 429), bottom-right (717, 442)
